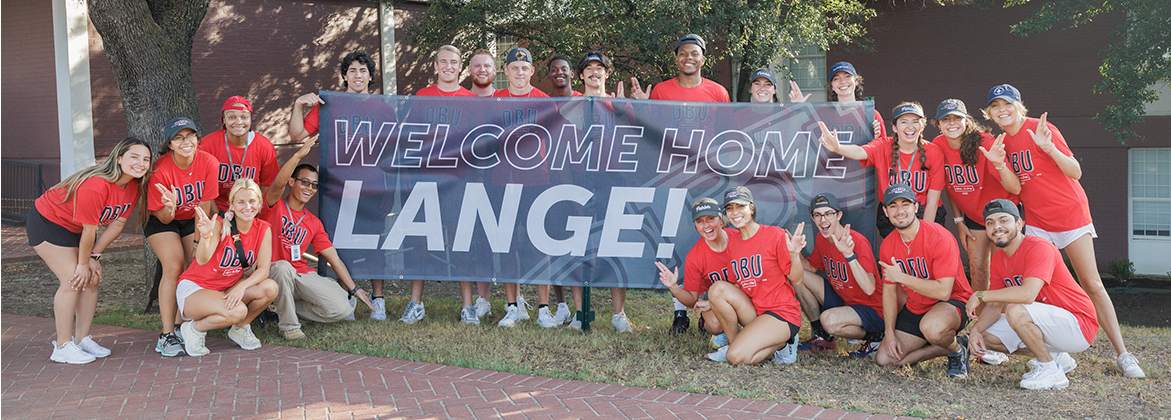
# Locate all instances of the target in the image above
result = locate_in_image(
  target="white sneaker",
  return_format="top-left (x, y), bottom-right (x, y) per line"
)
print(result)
top-left (1020, 361), bottom-right (1070, 390)
top-left (705, 345), bottom-right (729, 362)
top-left (1025, 352), bottom-right (1077, 379)
top-left (228, 325), bottom-right (262, 350)
top-left (460, 305), bottom-right (480, 326)
top-left (344, 296), bottom-right (357, 321)
top-left (475, 297), bottom-right (492, 318)
top-left (568, 318), bottom-right (582, 330)
top-left (75, 336), bottom-right (111, 358)
top-left (516, 295), bottom-right (531, 320)
top-left (774, 337), bottom-right (798, 364)
top-left (1117, 353), bottom-right (1146, 378)
top-left (980, 349), bottom-right (1009, 365)
top-left (370, 297), bottom-right (387, 321)
top-left (612, 312), bottom-right (633, 333)
top-left (50, 341), bottom-right (95, 364)
top-left (181, 321), bottom-right (209, 356)
top-left (398, 301), bottom-right (425, 324)
top-left (537, 306), bottom-right (559, 328)
top-left (554, 302), bottom-right (572, 324)
top-left (497, 305), bottom-right (523, 328)
top-left (710, 333), bottom-right (729, 348)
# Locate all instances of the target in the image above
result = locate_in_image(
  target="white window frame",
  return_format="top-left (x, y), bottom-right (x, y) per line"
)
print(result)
top-left (780, 43), bottom-right (827, 103)
top-left (1128, 147), bottom-right (1171, 275)
top-left (491, 35), bottom-right (518, 91)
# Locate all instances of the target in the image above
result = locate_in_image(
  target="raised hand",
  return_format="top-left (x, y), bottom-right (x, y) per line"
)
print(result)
top-left (787, 222), bottom-right (807, 253)
top-left (614, 81), bottom-right (625, 99)
top-left (629, 77), bottom-right (651, 100)
top-left (155, 183), bottom-right (177, 212)
top-left (655, 261), bottom-right (679, 289)
top-left (1026, 112), bottom-right (1055, 154)
top-left (978, 133), bottom-right (1008, 168)
top-left (817, 121), bottom-right (841, 153)
top-left (294, 92), bottom-right (325, 109)
top-left (194, 206), bottom-right (216, 239)
top-left (872, 118), bottom-right (882, 138)
top-left (293, 138), bottom-right (316, 160)
top-left (830, 224), bottom-right (856, 256)
top-left (787, 80), bottom-right (810, 102)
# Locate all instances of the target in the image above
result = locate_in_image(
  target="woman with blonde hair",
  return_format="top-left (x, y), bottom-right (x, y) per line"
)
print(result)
top-left (28, 137), bottom-right (152, 364)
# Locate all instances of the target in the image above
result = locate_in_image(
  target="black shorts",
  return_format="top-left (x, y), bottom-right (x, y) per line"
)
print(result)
top-left (962, 215), bottom-right (984, 231)
top-left (761, 311), bottom-right (802, 340)
top-left (893, 299), bottom-right (969, 340)
top-left (26, 205), bottom-right (81, 248)
top-left (876, 205), bottom-right (947, 238)
top-left (144, 215), bottom-right (197, 238)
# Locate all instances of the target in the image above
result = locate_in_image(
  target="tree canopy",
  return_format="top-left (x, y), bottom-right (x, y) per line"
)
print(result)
top-left (408, 0), bottom-right (876, 102)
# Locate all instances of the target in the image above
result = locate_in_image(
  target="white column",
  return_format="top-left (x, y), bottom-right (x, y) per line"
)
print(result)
top-left (52, 0), bottom-right (95, 178)
top-left (379, 2), bottom-right (397, 95)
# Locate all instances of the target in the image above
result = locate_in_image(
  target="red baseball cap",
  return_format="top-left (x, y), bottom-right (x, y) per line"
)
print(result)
top-left (222, 96), bottom-right (252, 112)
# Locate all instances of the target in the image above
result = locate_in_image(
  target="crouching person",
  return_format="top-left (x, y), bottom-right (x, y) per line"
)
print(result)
top-left (178, 179), bottom-right (277, 356)
top-left (967, 199), bottom-right (1099, 390)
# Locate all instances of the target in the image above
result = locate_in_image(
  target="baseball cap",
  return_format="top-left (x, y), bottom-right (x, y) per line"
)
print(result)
top-left (936, 99), bottom-right (968, 120)
top-left (723, 185), bottom-right (754, 208)
top-left (690, 199), bottom-right (722, 221)
top-left (827, 61), bottom-right (857, 80)
top-left (164, 117), bottom-right (198, 140)
top-left (750, 68), bottom-right (777, 87)
top-left (983, 198), bottom-right (1022, 220)
top-left (987, 84), bottom-right (1021, 105)
top-left (675, 34), bottom-right (706, 54)
top-left (577, 52), bottom-right (611, 74)
top-left (222, 96), bottom-right (252, 112)
top-left (505, 47), bottom-right (532, 65)
top-left (892, 103), bottom-right (924, 120)
top-left (809, 193), bottom-right (841, 213)
top-left (882, 183), bottom-right (916, 207)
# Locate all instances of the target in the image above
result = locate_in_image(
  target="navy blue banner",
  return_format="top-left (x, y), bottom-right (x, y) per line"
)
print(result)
top-left (317, 91), bottom-right (876, 288)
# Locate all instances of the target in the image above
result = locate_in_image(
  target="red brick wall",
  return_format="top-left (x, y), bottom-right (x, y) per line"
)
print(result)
top-left (2, 0), bottom-right (63, 185)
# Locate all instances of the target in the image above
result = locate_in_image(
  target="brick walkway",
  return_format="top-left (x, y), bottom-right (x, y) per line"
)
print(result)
top-left (0, 314), bottom-right (910, 420)
top-left (1, 225), bottom-right (143, 264)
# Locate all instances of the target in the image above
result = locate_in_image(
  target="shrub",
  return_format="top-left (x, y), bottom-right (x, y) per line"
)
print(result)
top-left (1107, 259), bottom-right (1135, 282)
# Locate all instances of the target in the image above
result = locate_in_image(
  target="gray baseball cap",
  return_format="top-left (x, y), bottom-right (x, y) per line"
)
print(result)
top-left (723, 185), bottom-right (754, 207)
top-left (883, 183), bottom-right (916, 207)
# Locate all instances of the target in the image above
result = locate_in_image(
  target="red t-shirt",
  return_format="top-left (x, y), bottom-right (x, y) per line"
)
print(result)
top-left (303, 106), bottom-right (321, 137)
top-left (807, 229), bottom-right (883, 317)
top-left (932, 133), bottom-right (1018, 221)
top-left (682, 228), bottom-right (736, 293)
top-left (879, 220), bottom-right (973, 315)
top-left (873, 110), bottom-right (888, 141)
top-left (199, 130), bottom-right (280, 211)
top-left (1002, 118), bottom-right (1092, 232)
top-left (989, 235), bottom-right (1099, 344)
top-left (415, 85), bottom-right (477, 97)
top-left (861, 138), bottom-right (946, 205)
top-left (492, 88), bottom-right (550, 98)
top-left (147, 151), bottom-right (220, 221)
top-left (725, 225), bottom-right (801, 325)
top-left (180, 218), bottom-right (271, 291)
top-left (35, 177), bottom-right (140, 234)
top-left (649, 78), bottom-right (730, 102)
top-left (261, 199), bottom-right (334, 274)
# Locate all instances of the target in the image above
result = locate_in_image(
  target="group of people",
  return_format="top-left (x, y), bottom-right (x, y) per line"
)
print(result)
top-left (29, 33), bottom-right (1145, 389)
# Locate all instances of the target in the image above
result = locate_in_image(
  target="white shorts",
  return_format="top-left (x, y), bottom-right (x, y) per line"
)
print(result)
top-left (1027, 223), bottom-right (1096, 249)
top-left (175, 279), bottom-right (206, 321)
top-left (983, 302), bottom-right (1091, 355)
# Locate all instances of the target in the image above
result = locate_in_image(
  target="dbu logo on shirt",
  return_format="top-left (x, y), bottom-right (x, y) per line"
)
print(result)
top-left (217, 246), bottom-right (256, 276)
top-left (890, 170), bottom-right (927, 192)
top-left (218, 163), bottom-right (257, 185)
top-left (98, 204), bottom-right (132, 225)
top-left (173, 181), bottom-right (206, 210)
top-left (894, 257), bottom-right (932, 280)
top-left (280, 216), bottom-right (309, 249)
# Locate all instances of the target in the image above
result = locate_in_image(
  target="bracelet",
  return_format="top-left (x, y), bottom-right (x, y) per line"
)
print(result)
top-left (200, 232), bottom-right (213, 239)
top-left (90, 253), bottom-right (102, 260)
top-left (953, 217), bottom-right (964, 223)
top-left (844, 254), bottom-right (857, 263)
top-left (994, 166), bottom-right (1004, 171)
top-left (348, 286), bottom-right (359, 297)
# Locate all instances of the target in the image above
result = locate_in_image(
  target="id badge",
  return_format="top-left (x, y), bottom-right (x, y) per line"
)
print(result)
top-left (290, 245), bottom-right (301, 261)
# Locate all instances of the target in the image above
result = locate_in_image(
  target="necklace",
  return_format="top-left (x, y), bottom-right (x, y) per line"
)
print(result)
top-left (900, 222), bottom-right (919, 255)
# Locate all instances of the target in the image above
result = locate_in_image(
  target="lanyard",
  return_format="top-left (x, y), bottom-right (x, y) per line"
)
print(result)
top-left (897, 148), bottom-right (918, 183)
top-left (224, 133), bottom-right (250, 181)
top-left (283, 199), bottom-right (306, 232)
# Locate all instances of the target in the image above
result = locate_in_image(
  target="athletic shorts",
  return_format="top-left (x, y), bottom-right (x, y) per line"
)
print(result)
top-left (819, 277), bottom-right (884, 334)
top-left (761, 311), bottom-right (802, 340)
top-left (176, 279), bottom-right (206, 321)
top-left (144, 215), bottom-right (197, 238)
top-left (1027, 223), bottom-right (1097, 250)
top-left (894, 299), bottom-right (969, 340)
top-left (962, 215), bottom-right (984, 231)
top-left (25, 205), bottom-right (81, 247)
top-left (983, 302), bottom-right (1092, 355)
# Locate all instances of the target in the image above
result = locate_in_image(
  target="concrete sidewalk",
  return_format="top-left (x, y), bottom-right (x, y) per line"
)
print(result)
top-left (0, 314), bottom-right (909, 419)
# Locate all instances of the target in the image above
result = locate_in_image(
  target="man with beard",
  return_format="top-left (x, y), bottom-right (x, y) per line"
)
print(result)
top-left (468, 49), bottom-right (497, 97)
top-left (966, 199), bottom-right (1099, 390)
top-left (874, 184), bottom-right (974, 378)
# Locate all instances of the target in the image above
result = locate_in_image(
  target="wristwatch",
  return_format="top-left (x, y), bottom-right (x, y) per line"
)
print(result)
top-left (976, 291), bottom-right (984, 303)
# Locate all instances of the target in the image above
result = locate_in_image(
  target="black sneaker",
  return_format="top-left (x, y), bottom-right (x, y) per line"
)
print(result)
top-left (669, 312), bottom-right (689, 335)
top-left (696, 315), bottom-right (707, 334)
top-left (947, 335), bottom-right (970, 378)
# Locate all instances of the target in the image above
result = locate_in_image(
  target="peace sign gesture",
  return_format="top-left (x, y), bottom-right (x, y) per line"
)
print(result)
top-left (788, 80), bottom-right (810, 102)
top-left (817, 121), bottom-right (841, 153)
top-left (155, 183), bottom-right (177, 212)
top-left (830, 224), bottom-right (856, 256)
top-left (787, 222), bottom-right (807, 253)
top-left (193, 206), bottom-right (217, 239)
top-left (1026, 112), bottom-right (1055, 154)
top-left (613, 81), bottom-right (626, 99)
top-left (629, 77), bottom-right (651, 100)
top-left (978, 133), bottom-right (1008, 168)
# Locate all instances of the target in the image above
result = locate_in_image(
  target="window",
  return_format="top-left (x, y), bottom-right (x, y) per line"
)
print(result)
top-left (1141, 80), bottom-right (1171, 117)
top-left (1131, 148), bottom-right (1171, 237)
top-left (492, 35), bottom-right (518, 91)
top-left (781, 43), bottom-right (827, 102)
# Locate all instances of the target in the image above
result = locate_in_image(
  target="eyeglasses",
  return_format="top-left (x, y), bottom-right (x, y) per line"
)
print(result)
top-left (295, 178), bottom-right (319, 190)
top-left (171, 134), bottom-right (199, 144)
top-left (810, 211), bottom-right (838, 221)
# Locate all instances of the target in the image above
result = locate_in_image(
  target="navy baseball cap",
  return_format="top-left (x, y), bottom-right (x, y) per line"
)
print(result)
top-left (988, 84), bottom-right (1021, 105)
top-left (164, 117), bottom-right (198, 140)
top-left (723, 185), bottom-right (754, 207)
top-left (675, 34), bottom-right (706, 54)
top-left (936, 99), bottom-right (968, 120)
top-left (810, 193), bottom-right (841, 213)
top-left (892, 103), bottom-right (925, 120)
top-left (883, 183), bottom-right (916, 207)
top-left (750, 68), bottom-right (777, 87)
top-left (983, 199), bottom-right (1022, 220)
top-left (505, 47), bottom-right (533, 65)
top-left (827, 61), bottom-right (857, 80)
top-left (577, 52), bottom-right (611, 73)
top-left (690, 199), bottom-right (722, 221)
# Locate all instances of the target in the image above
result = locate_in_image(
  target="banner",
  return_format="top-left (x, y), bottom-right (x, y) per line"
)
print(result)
top-left (318, 91), bottom-right (877, 288)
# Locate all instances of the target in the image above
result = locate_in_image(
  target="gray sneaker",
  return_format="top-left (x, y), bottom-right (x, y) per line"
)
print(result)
top-left (516, 295), bottom-right (531, 320)
top-left (460, 305), bottom-right (480, 325)
top-left (155, 332), bottom-right (186, 357)
top-left (344, 296), bottom-right (357, 321)
top-left (475, 297), bottom-right (491, 318)
top-left (75, 335), bottom-right (110, 358)
top-left (537, 306), bottom-right (559, 328)
top-left (612, 312), bottom-right (633, 333)
top-left (553, 302), bottom-right (572, 324)
top-left (370, 297), bottom-right (387, 321)
top-left (399, 301), bottom-right (425, 324)
top-left (497, 305), bottom-right (523, 328)
top-left (774, 336), bottom-right (798, 364)
top-left (947, 335), bottom-right (970, 378)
